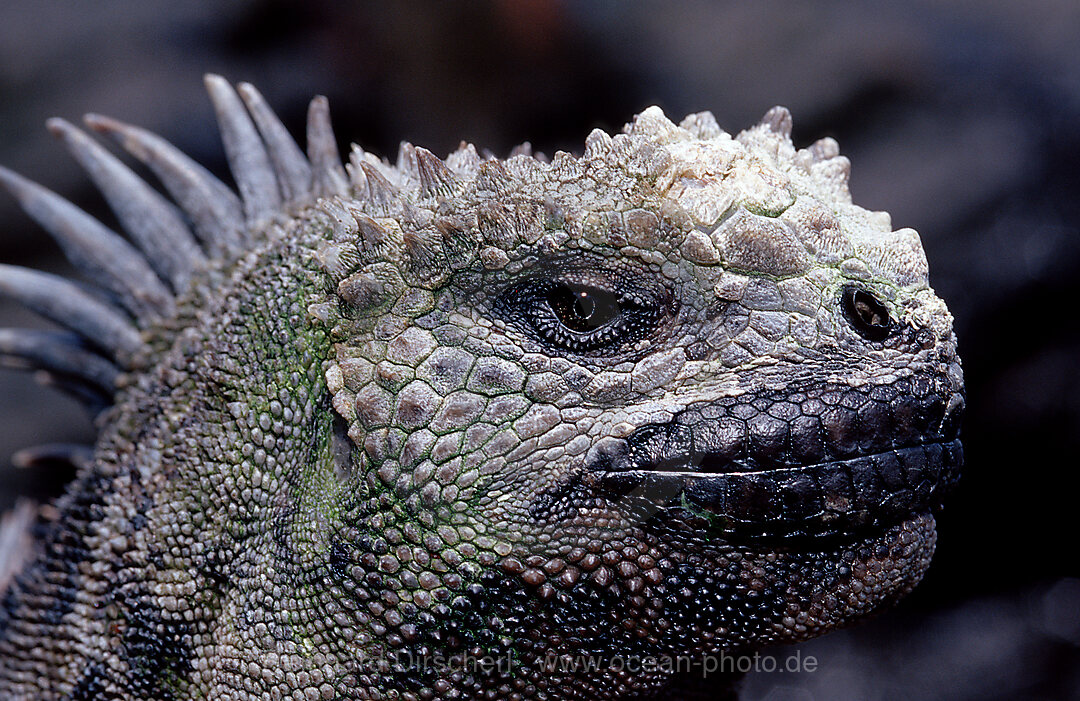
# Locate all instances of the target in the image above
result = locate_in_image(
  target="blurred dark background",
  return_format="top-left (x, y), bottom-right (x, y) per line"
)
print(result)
top-left (1, 1), bottom-right (1078, 698)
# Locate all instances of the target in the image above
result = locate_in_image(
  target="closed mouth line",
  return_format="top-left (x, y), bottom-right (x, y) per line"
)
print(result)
top-left (592, 439), bottom-right (963, 538)
top-left (603, 439), bottom-right (960, 478)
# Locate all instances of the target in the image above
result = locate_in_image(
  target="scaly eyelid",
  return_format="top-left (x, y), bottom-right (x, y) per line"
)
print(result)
top-left (492, 270), bottom-right (674, 356)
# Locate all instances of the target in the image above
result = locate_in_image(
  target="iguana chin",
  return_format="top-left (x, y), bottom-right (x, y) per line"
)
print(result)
top-left (0, 75), bottom-right (963, 699)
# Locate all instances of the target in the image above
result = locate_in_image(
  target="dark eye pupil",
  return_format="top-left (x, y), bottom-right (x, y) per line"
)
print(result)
top-left (548, 284), bottom-right (619, 332)
top-left (842, 286), bottom-right (892, 341)
top-left (495, 268), bottom-right (674, 355)
top-left (574, 293), bottom-right (596, 321)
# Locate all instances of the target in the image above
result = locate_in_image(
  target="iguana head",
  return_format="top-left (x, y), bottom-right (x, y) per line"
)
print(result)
top-left (0, 79), bottom-right (961, 698)
top-left (312, 103), bottom-right (963, 693)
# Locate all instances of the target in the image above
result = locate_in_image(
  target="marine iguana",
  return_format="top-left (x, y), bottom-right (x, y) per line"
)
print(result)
top-left (0, 76), bottom-right (963, 699)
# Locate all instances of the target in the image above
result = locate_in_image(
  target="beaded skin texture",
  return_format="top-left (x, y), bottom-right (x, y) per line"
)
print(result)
top-left (0, 76), bottom-right (962, 699)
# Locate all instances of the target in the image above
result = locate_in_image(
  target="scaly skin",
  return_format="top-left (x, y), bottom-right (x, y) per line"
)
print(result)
top-left (0, 82), bottom-right (962, 699)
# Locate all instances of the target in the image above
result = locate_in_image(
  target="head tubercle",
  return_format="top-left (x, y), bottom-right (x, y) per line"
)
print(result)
top-left (310, 104), bottom-right (931, 315)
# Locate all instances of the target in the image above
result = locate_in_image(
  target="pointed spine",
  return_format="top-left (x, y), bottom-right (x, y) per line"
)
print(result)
top-left (85, 113), bottom-right (246, 257)
top-left (11, 443), bottom-right (94, 471)
top-left (0, 329), bottom-right (120, 393)
top-left (0, 165), bottom-right (173, 321)
top-left (353, 212), bottom-right (395, 258)
top-left (446, 142), bottom-right (481, 178)
top-left (0, 264), bottom-right (144, 362)
top-left (204, 74), bottom-right (282, 228)
top-left (436, 216), bottom-right (480, 268)
top-left (237, 82), bottom-right (313, 205)
top-left (306, 96), bottom-right (348, 197)
top-left (359, 162), bottom-right (397, 207)
top-left (316, 196), bottom-right (359, 242)
top-left (47, 118), bottom-right (206, 292)
top-left (808, 137), bottom-right (840, 162)
top-left (31, 371), bottom-right (112, 415)
top-left (477, 159), bottom-right (511, 196)
top-left (401, 225), bottom-right (448, 285)
top-left (414, 147), bottom-right (456, 196)
top-left (509, 142), bottom-right (534, 157)
top-left (760, 106), bottom-right (793, 138)
top-left (397, 141), bottom-right (418, 182)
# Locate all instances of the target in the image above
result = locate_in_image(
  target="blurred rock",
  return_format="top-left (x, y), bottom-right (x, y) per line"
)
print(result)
top-left (745, 579), bottom-right (1080, 700)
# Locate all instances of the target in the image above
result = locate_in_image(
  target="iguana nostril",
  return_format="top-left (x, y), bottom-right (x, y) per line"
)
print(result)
top-left (842, 285), bottom-right (893, 341)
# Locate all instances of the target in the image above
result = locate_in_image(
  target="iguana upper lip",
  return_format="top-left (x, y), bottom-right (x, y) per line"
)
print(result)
top-left (592, 439), bottom-right (962, 538)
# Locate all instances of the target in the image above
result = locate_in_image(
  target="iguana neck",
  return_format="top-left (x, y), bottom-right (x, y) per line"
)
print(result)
top-left (55, 227), bottom-right (359, 693)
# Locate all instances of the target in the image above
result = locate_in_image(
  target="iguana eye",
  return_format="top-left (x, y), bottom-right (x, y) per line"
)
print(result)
top-left (546, 282), bottom-right (620, 332)
top-left (842, 285), bottom-right (893, 341)
top-left (495, 268), bottom-right (673, 354)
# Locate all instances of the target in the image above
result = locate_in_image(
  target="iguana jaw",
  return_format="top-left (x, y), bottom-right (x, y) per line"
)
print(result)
top-left (584, 362), bottom-right (964, 540)
top-left (592, 438), bottom-right (961, 541)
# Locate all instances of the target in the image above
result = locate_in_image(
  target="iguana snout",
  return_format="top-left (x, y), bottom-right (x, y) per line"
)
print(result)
top-left (584, 358), bottom-right (963, 539)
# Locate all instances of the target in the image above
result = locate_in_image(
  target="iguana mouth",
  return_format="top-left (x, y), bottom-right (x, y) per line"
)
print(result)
top-left (585, 372), bottom-right (964, 539)
top-left (592, 440), bottom-right (962, 539)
